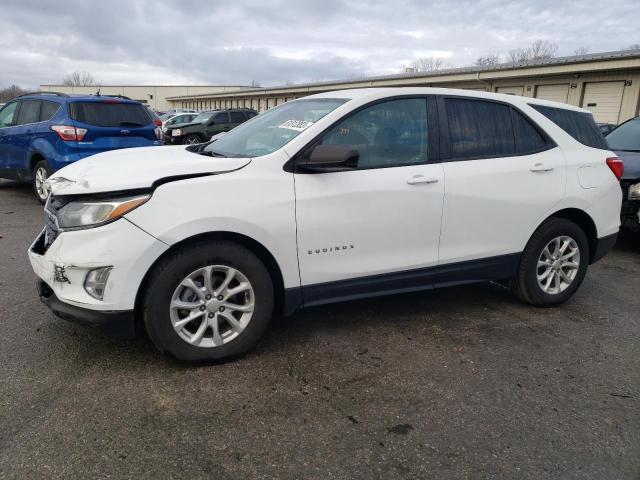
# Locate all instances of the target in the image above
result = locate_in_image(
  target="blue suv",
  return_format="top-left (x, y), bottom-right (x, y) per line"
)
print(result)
top-left (0, 92), bottom-right (162, 202)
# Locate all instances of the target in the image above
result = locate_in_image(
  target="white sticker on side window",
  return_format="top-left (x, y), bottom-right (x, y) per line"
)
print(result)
top-left (278, 120), bottom-right (314, 131)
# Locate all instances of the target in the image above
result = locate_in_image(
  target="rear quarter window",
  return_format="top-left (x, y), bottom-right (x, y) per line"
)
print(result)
top-left (530, 104), bottom-right (607, 149)
top-left (69, 101), bottom-right (152, 127)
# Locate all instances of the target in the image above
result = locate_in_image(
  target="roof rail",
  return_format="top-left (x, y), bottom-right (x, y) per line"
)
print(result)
top-left (17, 91), bottom-right (70, 98)
top-left (100, 94), bottom-right (132, 100)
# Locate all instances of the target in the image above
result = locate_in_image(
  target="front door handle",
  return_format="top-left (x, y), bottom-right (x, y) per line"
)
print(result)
top-left (407, 175), bottom-right (439, 185)
top-left (530, 163), bottom-right (554, 172)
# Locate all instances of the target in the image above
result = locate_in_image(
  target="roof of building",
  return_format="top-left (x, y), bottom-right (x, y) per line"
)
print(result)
top-left (167, 49), bottom-right (640, 100)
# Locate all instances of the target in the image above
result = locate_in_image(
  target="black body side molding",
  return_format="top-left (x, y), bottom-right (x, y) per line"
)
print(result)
top-left (283, 253), bottom-right (521, 314)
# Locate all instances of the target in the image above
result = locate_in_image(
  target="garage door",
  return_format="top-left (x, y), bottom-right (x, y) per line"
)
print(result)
top-left (581, 81), bottom-right (625, 124)
top-left (497, 86), bottom-right (524, 96)
top-left (535, 84), bottom-right (570, 104)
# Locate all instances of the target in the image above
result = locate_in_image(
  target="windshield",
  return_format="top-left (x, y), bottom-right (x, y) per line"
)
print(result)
top-left (606, 118), bottom-right (640, 151)
top-left (191, 111), bottom-right (214, 123)
top-left (202, 98), bottom-right (348, 158)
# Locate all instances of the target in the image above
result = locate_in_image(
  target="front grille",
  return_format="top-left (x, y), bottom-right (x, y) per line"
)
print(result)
top-left (43, 195), bottom-right (68, 249)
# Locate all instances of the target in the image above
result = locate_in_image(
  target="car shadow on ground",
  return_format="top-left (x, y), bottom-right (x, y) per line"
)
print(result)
top-left (54, 280), bottom-right (528, 369)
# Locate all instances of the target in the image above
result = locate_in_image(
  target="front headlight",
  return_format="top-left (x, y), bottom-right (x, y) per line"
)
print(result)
top-left (172, 129), bottom-right (182, 137)
top-left (629, 183), bottom-right (640, 201)
top-left (57, 195), bottom-right (150, 230)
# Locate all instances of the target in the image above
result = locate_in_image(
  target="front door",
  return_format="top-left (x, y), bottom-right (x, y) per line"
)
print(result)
top-left (294, 97), bottom-right (445, 305)
top-left (206, 111), bottom-right (231, 137)
top-left (0, 101), bottom-right (19, 174)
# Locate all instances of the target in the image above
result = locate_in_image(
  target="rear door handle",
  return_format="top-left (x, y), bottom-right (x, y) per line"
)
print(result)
top-left (407, 175), bottom-right (439, 185)
top-left (530, 163), bottom-right (554, 172)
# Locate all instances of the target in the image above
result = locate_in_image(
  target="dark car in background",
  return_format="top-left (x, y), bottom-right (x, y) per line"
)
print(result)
top-left (164, 108), bottom-right (257, 145)
top-left (606, 116), bottom-right (640, 232)
top-left (0, 92), bottom-right (162, 202)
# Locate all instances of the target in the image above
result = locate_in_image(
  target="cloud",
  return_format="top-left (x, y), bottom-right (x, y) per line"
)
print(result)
top-left (0, 0), bottom-right (638, 88)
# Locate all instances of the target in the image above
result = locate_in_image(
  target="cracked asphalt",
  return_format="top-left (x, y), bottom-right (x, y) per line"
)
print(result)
top-left (1, 179), bottom-right (639, 479)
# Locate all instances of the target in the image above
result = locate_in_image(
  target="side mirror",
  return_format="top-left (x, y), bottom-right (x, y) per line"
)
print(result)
top-left (297, 144), bottom-right (359, 172)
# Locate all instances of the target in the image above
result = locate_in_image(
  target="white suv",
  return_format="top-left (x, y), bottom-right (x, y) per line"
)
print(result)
top-left (29, 88), bottom-right (623, 362)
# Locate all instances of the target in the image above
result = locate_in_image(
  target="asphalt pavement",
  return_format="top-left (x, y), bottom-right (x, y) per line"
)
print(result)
top-left (0, 179), bottom-right (639, 479)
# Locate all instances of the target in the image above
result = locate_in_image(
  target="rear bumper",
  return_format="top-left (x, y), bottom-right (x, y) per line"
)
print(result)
top-left (591, 232), bottom-right (618, 264)
top-left (37, 279), bottom-right (135, 339)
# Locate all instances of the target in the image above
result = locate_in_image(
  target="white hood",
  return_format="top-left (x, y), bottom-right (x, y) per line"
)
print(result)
top-left (48, 146), bottom-right (251, 195)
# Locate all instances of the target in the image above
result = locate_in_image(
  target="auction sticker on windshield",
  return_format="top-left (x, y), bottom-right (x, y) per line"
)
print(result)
top-left (278, 120), bottom-right (314, 131)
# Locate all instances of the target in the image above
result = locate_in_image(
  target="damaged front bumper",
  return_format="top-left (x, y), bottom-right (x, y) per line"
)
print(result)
top-left (28, 219), bottom-right (169, 337)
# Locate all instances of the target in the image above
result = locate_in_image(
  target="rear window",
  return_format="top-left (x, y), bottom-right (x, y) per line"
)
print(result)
top-left (229, 111), bottom-right (246, 123)
top-left (69, 101), bottom-right (152, 127)
top-left (40, 101), bottom-right (59, 122)
top-left (512, 109), bottom-right (548, 154)
top-left (446, 98), bottom-right (515, 159)
top-left (530, 104), bottom-right (607, 149)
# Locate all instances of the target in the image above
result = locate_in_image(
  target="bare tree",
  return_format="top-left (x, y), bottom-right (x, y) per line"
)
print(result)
top-left (573, 46), bottom-right (590, 55)
top-left (250, 79), bottom-right (261, 87)
top-left (0, 84), bottom-right (27, 102)
top-left (62, 71), bottom-right (95, 86)
top-left (411, 56), bottom-right (449, 72)
top-left (508, 40), bottom-right (558, 62)
top-left (474, 54), bottom-right (500, 66)
top-left (623, 43), bottom-right (640, 51)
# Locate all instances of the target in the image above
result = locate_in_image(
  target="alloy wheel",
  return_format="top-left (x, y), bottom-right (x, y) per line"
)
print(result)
top-left (170, 265), bottom-right (255, 348)
top-left (536, 235), bottom-right (580, 295)
top-left (35, 167), bottom-right (49, 201)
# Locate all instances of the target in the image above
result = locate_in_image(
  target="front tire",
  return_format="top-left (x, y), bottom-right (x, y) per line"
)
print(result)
top-left (511, 218), bottom-right (589, 306)
top-left (142, 241), bottom-right (274, 362)
top-left (32, 160), bottom-right (51, 204)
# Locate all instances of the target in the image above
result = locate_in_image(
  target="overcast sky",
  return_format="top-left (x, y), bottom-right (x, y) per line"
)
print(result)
top-left (0, 0), bottom-right (638, 88)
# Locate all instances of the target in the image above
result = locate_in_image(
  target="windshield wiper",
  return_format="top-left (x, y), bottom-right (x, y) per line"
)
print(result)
top-left (199, 150), bottom-right (226, 157)
top-left (119, 121), bottom-right (144, 127)
top-left (614, 148), bottom-right (640, 153)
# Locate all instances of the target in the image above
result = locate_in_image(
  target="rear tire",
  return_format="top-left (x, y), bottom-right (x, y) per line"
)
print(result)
top-left (32, 160), bottom-right (51, 204)
top-left (142, 240), bottom-right (274, 362)
top-left (511, 218), bottom-right (589, 306)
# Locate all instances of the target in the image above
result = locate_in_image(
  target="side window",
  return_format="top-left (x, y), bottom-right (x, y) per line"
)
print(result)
top-left (16, 100), bottom-right (41, 125)
top-left (445, 98), bottom-right (514, 159)
top-left (512, 109), bottom-right (548, 154)
top-left (0, 102), bottom-right (18, 128)
top-left (213, 112), bottom-right (229, 123)
top-left (529, 104), bottom-right (607, 149)
top-left (40, 101), bottom-right (60, 122)
top-left (321, 98), bottom-right (428, 169)
top-left (229, 111), bottom-right (246, 123)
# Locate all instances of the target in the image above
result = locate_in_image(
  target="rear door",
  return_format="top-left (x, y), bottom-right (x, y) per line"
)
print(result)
top-left (437, 96), bottom-right (565, 264)
top-left (69, 100), bottom-right (158, 158)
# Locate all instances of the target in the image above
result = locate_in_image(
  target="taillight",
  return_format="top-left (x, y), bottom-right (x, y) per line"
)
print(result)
top-left (154, 127), bottom-right (163, 140)
top-left (606, 156), bottom-right (624, 180)
top-left (153, 119), bottom-right (162, 127)
top-left (51, 125), bottom-right (88, 142)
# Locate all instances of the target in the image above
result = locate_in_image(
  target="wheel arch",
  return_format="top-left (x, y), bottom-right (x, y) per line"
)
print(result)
top-left (536, 208), bottom-right (598, 262)
top-left (29, 151), bottom-right (47, 175)
top-left (133, 231), bottom-right (287, 327)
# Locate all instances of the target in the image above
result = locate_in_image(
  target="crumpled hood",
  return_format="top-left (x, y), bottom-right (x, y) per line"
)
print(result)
top-left (616, 150), bottom-right (640, 180)
top-left (48, 145), bottom-right (251, 196)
